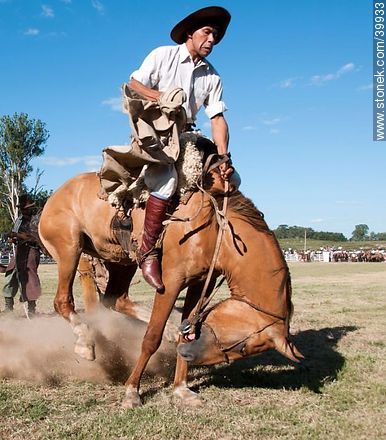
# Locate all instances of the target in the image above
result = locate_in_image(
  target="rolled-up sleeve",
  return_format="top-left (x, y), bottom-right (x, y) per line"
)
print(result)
top-left (204, 75), bottom-right (228, 119)
top-left (130, 48), bottom-right (160, 88)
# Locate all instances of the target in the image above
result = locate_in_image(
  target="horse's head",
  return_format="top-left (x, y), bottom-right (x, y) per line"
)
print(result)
top-left (177, 297), bottom-right (304, 366)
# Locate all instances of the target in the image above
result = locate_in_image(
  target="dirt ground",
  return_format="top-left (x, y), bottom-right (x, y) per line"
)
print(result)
top-left (0, 262), bottom-right (385, 440)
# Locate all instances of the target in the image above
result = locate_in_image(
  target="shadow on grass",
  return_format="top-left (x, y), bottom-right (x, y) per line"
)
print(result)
top-left (188, 325), bottom-right (358, 394)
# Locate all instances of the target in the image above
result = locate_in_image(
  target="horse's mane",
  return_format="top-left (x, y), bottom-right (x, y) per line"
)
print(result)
top-left (218, 190), bottom-right (272, 235)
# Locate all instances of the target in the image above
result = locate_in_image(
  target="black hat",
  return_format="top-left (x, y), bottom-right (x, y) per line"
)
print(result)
top-left (170, 6), bottom-right (231, 45)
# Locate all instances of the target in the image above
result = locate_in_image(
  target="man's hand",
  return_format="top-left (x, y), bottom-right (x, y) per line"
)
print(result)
top-left (219, 162), bottom-right (234, 180)
top-left (9, 231), bottom-right (31, 242)
top-left (128, 78), bottom-right (161, 101)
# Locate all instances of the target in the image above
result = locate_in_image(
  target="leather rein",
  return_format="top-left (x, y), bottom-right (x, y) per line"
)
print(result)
top-left (172, 153), bottom-right (290, 347)
top-left (198, 294), bottom-right (287, 364)
top-left (176, 152), bottom-right (231, 337)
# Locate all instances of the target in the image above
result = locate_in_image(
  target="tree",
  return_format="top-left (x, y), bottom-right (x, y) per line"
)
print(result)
top-left (351, 224), bottom-right (369, 241)
top-left (0, 204), bottom-right (12, 233)
top-left (0, 113), bottom-right (49, 226)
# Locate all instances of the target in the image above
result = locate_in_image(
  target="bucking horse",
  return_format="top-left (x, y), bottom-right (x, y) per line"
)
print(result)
top-left (38, 146), bottom-right (304, 408)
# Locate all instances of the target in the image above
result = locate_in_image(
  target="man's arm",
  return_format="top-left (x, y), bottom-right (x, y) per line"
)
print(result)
top-left (128, 78), bottom-right (161, 101)
top-left (211, 113), bottom-right (229, 154)
top-left (211, 113), bottom-right (233, 179)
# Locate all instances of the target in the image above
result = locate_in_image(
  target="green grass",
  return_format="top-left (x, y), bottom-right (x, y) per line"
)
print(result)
top-left (0, 263), bottom-right (385, 439)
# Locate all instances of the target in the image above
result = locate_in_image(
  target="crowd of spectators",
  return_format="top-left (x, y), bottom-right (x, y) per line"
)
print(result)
top-left (283, 246), bottom-right (386, 262)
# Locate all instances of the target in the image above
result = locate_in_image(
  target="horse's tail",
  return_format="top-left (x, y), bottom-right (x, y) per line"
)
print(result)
top-left (32, 210), bottom-right (51, 256)
top-left (78, 254), bottom-right (99, 313)
top-left (285, 271), bottom-right (294, 337)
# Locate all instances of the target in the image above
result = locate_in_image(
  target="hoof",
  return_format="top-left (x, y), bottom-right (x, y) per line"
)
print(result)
top-left (122, 387), bottom-right (142, 409)
top-left (70, 318), bottom-right (96, 361)
top-left (74, 343), bottom-right (96, 361)
top-left (173, 386), bottom-right (205, 407)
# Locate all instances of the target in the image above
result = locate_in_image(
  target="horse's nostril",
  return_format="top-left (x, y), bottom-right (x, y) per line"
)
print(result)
top-left (177, 343), bottom-right (196, 362)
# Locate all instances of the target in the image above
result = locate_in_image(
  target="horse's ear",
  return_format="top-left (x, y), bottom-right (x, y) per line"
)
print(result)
top-left (195, 137), bottom-right (218, 158)
top-left (228, 170), bottom-right (241, 192)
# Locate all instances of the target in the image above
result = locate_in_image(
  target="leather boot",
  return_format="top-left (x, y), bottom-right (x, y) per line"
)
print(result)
top-left (4, 297), bottom-right (14, 312)
top-left (137, 194), bottom-right (169, 291)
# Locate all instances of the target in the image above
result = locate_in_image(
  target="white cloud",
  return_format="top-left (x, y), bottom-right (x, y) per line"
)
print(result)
top-left (102, 97), bottom-right (122, 111)
top-left (311, 218), bottom-right (324, 223)
top-left (358, 83), bottom-right (373, 91)
top-left (242, 125), bottom-right (257, 131)
top-left (91, 0), bottom-right (104, 14)
top-left (269, 128), bottom-right (279, 134)
top-left (42, 155), bottom-right (102, 170)
top-left (310, 62), bottom-right (355, 86)
top-left (42, 5), bottom-right (54, 18)
top-left (24, 28), bottom-right (40, 36)
top-left (262, 117), bottom-right (281, 126)
top-left (279, 77), bottom-right (300, 89)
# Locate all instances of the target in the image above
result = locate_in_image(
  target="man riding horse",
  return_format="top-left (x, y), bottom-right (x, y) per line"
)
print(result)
top-left (128, 6), bottom-right (235, 292)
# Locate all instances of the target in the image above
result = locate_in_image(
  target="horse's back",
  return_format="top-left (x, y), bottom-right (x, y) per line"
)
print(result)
top-left (39, 172), bottom-right (115, 257)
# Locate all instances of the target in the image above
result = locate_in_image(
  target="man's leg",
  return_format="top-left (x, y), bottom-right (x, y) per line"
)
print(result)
top-left (3, 267), bottom-right (19, 312)
top-left (24, 248), bottom-right (41, 316)
top-left (139, 164), bottom-right (177, 291)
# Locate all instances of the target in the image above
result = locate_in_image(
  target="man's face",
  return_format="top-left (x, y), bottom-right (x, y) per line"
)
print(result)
top-left (188, 26), bottom-right (219, 58)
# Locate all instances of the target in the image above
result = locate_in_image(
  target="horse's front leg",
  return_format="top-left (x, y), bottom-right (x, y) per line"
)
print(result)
top-left (172, 280), bottom-right (216, 407)
top-left (173, 338), bottom-right (204, 407)
top-left (122, 280), bottom-right (182, 408)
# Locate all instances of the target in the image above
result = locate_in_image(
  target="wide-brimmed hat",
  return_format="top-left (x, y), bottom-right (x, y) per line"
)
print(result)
top-left (171, 6), bottom-right (231, 45)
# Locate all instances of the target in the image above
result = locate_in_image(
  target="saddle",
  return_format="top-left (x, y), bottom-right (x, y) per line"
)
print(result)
top-left (105, 133), bottom-right (219, 256)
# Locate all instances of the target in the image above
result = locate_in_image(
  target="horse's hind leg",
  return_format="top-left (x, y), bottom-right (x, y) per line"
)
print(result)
top-left (102, 262), bottom-right (136, 310)
top-left (50, 241), bottom-right (96, 361)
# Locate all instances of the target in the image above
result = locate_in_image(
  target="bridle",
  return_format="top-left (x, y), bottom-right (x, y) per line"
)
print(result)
top-left (195, 294), bottom-right (287, 364)
top-left (170, 153), bottom-right (291, 353)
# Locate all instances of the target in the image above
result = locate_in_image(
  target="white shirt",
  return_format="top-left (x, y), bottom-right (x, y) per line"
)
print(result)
top-left (130, 44), bottom-right (227, 123)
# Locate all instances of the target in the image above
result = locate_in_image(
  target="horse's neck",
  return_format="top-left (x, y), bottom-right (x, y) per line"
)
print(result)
top-left (219, 213), bottom-right (288, 310)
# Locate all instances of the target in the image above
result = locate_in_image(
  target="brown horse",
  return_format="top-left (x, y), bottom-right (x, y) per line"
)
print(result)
top-left (38, 170), bottom-right (303, 408)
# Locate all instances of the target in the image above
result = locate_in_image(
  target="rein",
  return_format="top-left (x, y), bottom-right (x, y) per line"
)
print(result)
top-left (165, 153), bottom-right (230, 224)
top-left (170, 152), bottom-right (288, 342)
top-left (200, 296), bottom-right (285, 364)
top-left (166, 153), bottom-right (231, 336)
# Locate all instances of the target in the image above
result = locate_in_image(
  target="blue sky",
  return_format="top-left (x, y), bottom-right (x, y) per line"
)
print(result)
top-left (0, 0), bottom-right (382, 237)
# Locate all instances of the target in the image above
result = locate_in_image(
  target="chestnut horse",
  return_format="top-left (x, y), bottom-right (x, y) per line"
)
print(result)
top-left (38, 170), bottom-right (303, 408)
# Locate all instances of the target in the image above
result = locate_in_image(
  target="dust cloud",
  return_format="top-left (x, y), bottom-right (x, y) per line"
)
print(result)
top-left (0, 308), bottom-right (177, 385)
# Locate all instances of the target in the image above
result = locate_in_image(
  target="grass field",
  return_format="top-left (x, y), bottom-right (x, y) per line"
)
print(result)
top-left (0, 262), bottom-right (385, 440)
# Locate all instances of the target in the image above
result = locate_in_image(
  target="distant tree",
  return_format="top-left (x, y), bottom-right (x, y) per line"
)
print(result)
top-left (0, 113), bottom-right (49, 224)
top-left (274, 224), bottom-right (289, 239)
top-left (0, 204), bottom-right (12, 233)
top-left (312, 231), bottom-right (347, 241)
top-left (370, 231), bottom-right (386, 241)
top-left (351, 224), bottom-right (369, 241)
top-left (273, 224), bottom-right (347, 242)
